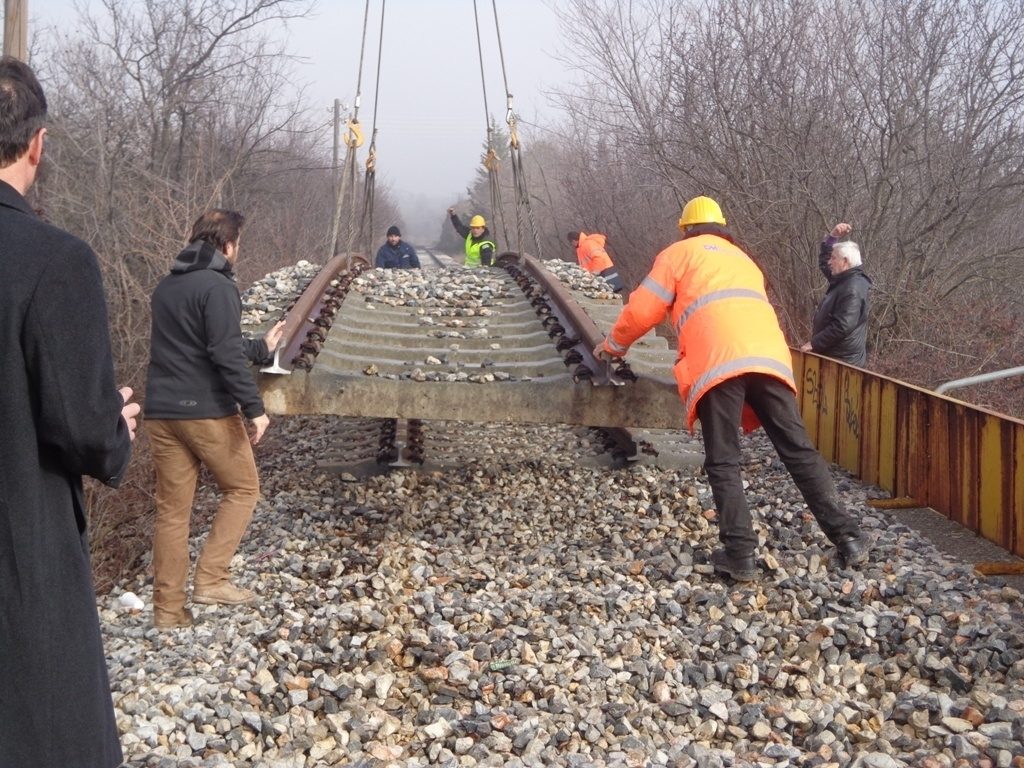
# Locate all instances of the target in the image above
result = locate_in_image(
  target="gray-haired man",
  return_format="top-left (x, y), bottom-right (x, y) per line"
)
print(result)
top-left (801, 222), bottom-right (872, 366)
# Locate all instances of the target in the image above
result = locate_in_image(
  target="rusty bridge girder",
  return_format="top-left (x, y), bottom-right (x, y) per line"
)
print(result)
top-left (796, 350), bottom-right (1024, 558)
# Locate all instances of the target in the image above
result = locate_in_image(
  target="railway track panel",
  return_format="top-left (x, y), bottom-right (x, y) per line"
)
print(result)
top-left (260, 257), bottom-right (685, 430)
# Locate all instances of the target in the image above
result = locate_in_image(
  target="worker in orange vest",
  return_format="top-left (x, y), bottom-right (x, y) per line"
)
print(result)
top-left (594, 196), bottom-right (868, 580)
top-left (568, 231), bottom-right (624, 293)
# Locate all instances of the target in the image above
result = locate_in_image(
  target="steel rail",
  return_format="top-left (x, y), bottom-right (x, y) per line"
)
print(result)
top-left (261, 252), bottom-right (370, 374)
top-left (503, 251), bottom-right (634, 386)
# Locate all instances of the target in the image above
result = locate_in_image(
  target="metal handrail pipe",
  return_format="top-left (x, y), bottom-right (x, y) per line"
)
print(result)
top-left (935, 365), bottom-right (1024, 395)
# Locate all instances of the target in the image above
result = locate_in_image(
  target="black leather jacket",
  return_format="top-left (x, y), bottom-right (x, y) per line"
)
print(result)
top-left (811, 238), bottom-right (872, 366)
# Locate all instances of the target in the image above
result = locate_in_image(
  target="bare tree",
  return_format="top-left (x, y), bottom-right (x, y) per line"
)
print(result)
top-left (544, 0), bottom-right (1024, 405)
top-left (37, 0), bottom-right (322, 378)
top-left (29, 0), bottom-right (361, 589)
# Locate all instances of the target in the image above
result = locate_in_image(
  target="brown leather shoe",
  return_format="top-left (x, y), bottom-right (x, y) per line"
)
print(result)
top-left (193, 582), bottom-right (257, 605)
top-left (154, 609), bottom-right (193, 630)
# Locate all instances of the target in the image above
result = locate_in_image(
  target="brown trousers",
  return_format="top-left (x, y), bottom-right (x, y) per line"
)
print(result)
top-left (147, 415), bottom-right (259, 617)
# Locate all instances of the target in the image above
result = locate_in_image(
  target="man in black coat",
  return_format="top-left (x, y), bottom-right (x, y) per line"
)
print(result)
top-left (0, 56), bottom-right (140, 768)
top-left (801, 222), bottom-right (872, 367)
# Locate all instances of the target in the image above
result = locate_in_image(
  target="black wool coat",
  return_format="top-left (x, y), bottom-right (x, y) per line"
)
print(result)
top-left (0, 180), bottom-right (131, 768)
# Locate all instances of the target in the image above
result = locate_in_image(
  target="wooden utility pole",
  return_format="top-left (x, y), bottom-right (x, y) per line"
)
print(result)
top-left (3, 0), bottom-right (28, 61)
top-left (332, 99), bottom-right (341, 195)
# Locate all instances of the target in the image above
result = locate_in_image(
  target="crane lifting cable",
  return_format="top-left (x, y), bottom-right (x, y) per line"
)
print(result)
top-left (356, 129), bottom-right (379, 257)
top-left (355, 0), bottom-right (387, 257)
top-left (472, 0), bottom-right (511, 252)
top-left (487, 0), bottom-right (544, 258)
top-left (328, 0), bottom-right (380, 260)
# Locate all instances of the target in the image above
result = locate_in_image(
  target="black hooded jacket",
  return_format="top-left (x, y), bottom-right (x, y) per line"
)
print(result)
top-left (145, 240), bottom-right (268, 420)
top-left (811, 238), bottom-right (872, 366)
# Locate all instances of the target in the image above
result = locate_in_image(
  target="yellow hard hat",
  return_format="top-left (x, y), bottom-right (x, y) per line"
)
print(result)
top-left (678, 196), bottom-right (726, 229)
top-left (469, 215), bottom-right (486, 228)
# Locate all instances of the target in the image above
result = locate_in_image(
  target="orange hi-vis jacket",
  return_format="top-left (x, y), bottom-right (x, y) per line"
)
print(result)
top-left (602, 229), bottom-right (796, 432)
top-left (576, 232), bottom-right (615, 274)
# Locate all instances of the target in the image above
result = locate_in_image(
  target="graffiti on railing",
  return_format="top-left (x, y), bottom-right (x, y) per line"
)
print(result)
top-left (804, 367), bottom-right (862, 441)
top-left (804, 369), bottom-right (827, 417)
top-left (842, 378), bottom-right (861, 441)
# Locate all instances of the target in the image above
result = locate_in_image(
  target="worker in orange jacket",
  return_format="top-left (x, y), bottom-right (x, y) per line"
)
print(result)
top-left (568, 231), bottom-right (624, 293)
top-left (594, 196), bottom-right (868, 581)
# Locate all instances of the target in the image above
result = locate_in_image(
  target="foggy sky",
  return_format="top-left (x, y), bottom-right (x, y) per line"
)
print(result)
top-left (22, 0), bottom-right (572, 243)
top-left (294, 1), bottom-right (567, 195)
top-left (291, 1), bottom-right (570, 242)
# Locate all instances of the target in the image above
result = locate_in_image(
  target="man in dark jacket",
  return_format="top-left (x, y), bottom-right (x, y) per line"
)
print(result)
top-left (375, 225), bottom-right (420, 269)
top-left (0, 56), bottom-right (140, 768)
top-left (145, 209), bottom-right (284, 630)
top-left (801, 222), bottom-right (871, 366)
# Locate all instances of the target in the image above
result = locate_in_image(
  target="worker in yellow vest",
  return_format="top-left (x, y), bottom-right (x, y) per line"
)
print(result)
top-left (448, 207), bottom-right (496, 267)
top-left (595, 195), bottom-right (869, 581)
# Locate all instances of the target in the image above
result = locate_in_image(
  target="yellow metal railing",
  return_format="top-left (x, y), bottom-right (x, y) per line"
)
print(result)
top-left (793, 349), bottom-right (1024, 558)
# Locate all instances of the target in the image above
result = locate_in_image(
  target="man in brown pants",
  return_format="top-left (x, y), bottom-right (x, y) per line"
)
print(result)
top-left (144, 210), bottom-right (283, 629)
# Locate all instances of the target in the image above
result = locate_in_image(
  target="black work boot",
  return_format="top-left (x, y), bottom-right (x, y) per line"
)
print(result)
top-left (834, 533), bottom-right (870, 568)
top-left (710, 549), bottom-right (758, 581)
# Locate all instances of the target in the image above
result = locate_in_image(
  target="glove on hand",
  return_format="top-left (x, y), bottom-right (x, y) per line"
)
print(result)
top-left (593, 340), bottom-right (621, 362)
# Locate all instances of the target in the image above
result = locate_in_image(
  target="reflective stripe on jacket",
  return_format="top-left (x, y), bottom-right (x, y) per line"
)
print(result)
top-left (604, 229), bottom-right (795, 432)
top-left (464, 233), bottom-right (496, 268)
